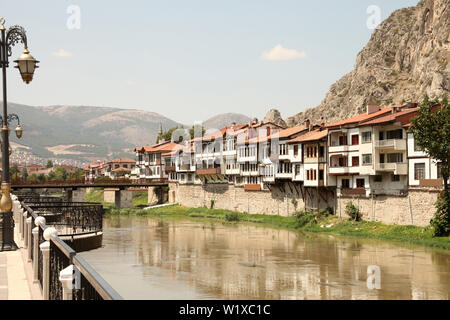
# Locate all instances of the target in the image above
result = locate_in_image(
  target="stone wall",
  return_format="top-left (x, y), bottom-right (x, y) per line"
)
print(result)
top-left (170, 182), bottom-right (312, 217)
top-left (170, 182), bottom-right (440, 226)
top-left (336, 188), bottom-right (440, 227)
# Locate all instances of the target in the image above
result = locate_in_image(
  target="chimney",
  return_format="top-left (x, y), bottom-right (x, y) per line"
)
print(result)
top-left (266, 127), bottom-right (271, 137)
top-left (309, 124), bottom-right (314, 132)
top-left (367, 104), bottom-right (380, 115)
top-left (304, 119), bottom-right (310, 129)
top-left (391, 106), bottom-right (399, 114)
top-left (252, 117), bottom-right (259, 125)
top-left (231, 121), bottom-right (236, 127)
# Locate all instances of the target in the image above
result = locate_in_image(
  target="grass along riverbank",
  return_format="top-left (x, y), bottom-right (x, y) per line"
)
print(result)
top-left (104, 205), bottom-right (450, 250)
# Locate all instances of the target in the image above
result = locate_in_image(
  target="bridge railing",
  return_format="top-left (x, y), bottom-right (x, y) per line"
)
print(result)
top-left (12, 178), bottom-right (168, 186)
top-left (15, 197), bottom-right (122, 300)
top-left (26, 202), bottom-right (103, 236)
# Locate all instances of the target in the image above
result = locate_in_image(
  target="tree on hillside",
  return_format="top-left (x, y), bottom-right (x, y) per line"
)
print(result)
top-left (409, 95), bottom-right (450, 236)
top-left (46, 160), bottom-right (53, 168)
top-left (27, 173), bottom-right (38, 182)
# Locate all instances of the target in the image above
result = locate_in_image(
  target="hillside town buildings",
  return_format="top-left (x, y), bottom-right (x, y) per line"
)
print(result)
top-left (130, 103), bottom-right (445, 206)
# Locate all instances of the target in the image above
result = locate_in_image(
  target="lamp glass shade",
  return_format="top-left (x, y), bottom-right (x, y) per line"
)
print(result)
top-left (14, 49), bottom-right (39, 84)
top-left (15, 125), bottom-right (23, 139)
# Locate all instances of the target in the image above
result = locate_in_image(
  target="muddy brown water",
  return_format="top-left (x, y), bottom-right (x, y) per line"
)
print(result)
top-left (80, 215), bottom-right (450, 300)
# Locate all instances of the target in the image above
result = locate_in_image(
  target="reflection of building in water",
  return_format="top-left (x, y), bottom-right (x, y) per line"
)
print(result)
top-left (103, 217), bottom-right (450, 300)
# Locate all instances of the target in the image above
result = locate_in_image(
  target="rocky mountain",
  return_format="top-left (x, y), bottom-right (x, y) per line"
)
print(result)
top-left (6, 103), bottom-right (181, 165)
top-left (264, 109), bottom-right (287, 128)
top-left (202, 113), bottom-right (252, 130)
top-left (286, 0), bottom-right (449, 127)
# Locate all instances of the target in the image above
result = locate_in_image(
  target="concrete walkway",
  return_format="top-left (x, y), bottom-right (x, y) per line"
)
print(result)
top-left (0, 223), bottom-right (42, 300)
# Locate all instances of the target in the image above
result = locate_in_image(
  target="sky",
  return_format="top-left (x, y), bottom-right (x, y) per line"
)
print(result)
top-left (0, 0), bottom-right (419, 124)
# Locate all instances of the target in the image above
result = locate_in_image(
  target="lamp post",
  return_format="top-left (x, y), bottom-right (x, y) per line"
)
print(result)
top-left (0, 18), bottom-right (38, 251)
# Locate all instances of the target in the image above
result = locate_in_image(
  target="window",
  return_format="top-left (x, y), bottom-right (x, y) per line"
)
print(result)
top-left (414, 163), bottom-right (425, 180)
top-left (319, 170), bottom-right (324, 180)
top-left (387, 153), bottom-right (403, 163)
top-left (361, 131), bottom-right (371, 143)
top-left (387, 129), bottom-right (403, 140)
top-left (295, 165), bottom-right (301, 175)
top-left (319, 146), bottom-right (325, 158)
top-left (313, 170), bottom-right (317, 180)
top-left (437, 162), bottom-right (443, 179)
top-left (342, 179), bottom-right (350, 189)
top-left (374, 175), bottom-right (382, 182)
top-left (339, 135), bottom-right (347, 146)
top-left (362, 154), bottom-right (372, 165)
top-left (338, 157), bottom-right (346, 167)
top-left (294, 145), bottom-right (298, 157)
top-left (413, 138), bottom-right (422, 152)
top-left (391, 175), bottom-right (400, 182)
top-left (351, 135), bottom-right (359, 145)
top-left (356, 179), bottom-right (365, 188)
top-left (352, 156), bottom-right (359, 167)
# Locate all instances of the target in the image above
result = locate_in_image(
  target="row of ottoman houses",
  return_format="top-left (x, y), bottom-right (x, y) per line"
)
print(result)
top-left (84, 158), bottom-right (136, 182)
top-left (130, 102), bottom-right (445, 197)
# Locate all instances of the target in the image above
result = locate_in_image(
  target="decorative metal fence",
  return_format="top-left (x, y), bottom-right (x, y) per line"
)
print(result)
top-left (26, 202), bottom-right (103, 235)
top-left (18, 200), bottom-right (122, 300)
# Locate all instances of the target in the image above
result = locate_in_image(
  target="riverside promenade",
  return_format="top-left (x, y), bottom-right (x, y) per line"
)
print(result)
top-left (0, 223), bottom-right (42, 300)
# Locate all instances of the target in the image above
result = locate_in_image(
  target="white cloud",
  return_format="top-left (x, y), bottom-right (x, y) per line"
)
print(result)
top-left (261, 44), bottom-right (306, 61)
top-left (52, 49), bottom-right (73, 57)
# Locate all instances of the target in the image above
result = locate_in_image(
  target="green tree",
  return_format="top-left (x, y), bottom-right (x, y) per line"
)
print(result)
top-left (27, 173), bottom-right (38, 182)
top-left (37, 174), bottom-right (47, 182)
top-left (46, 160), bottom-right (53, 168)
top-left (54, 166), bottom-right (68, 181)
top-left (410, 95), bottom-right (450, 236)
top-left (157, 126), bottom-right (189, 143)
top-left (189, 125), bottom-right (206, 139)
top-left (409, 95), bottom-right (449, 191)
top-left (21, 168), bottom-right (28, 181)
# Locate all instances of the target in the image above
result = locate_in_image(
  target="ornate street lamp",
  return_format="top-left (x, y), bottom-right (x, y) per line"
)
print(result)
top-left (0, 18), bottom-right (38, 251)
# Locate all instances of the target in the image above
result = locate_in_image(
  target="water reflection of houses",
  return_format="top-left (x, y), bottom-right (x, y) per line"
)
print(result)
top-left (106, 217), bottom-right (450, 300)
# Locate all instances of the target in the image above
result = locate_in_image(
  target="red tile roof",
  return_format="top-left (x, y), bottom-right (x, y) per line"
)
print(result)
top-left (358, 108), bottom-right (418, 126)
top-left (325, 105), bottom-right (409, 129)
top-left (109, 158), bottom-right (135, 163)
top-left (288, 129), bottom-right (328, 143)
top-left (244, 124), bottom-right (308, 144)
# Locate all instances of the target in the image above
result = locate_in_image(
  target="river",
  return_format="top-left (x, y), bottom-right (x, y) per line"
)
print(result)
top-left (80, 215), bottom-right (450, 300)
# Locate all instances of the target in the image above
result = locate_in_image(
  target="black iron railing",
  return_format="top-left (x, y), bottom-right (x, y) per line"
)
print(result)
top-left (26, 202), bottom-right (103, 235)
top-left (20, 202), bottom-right (121, 300)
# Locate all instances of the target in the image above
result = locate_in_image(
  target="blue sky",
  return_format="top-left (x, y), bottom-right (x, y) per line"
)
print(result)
top-left (0, 0), bottom-right (418, 124)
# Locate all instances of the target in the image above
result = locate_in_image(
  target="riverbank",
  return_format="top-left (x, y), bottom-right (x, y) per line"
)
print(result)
top-left (104, 205), bottom-right (450, 250)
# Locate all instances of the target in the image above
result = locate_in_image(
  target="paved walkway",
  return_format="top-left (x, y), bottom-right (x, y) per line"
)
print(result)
top-left (0, 223), bottom-right (42, 300)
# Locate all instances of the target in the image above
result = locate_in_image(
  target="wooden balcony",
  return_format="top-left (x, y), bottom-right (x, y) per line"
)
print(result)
top-left (165, 166), bottom-right (176, 173)
top-left (341, 188), bottom-right (366, 195)
top-left (244, 184), bottom-right (262, 191)
top-left (196, 167), bottom-right (221, 175)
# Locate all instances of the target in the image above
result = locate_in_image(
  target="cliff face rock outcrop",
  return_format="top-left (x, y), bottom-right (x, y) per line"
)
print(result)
top-left (264, 109), bottom-right (287, 128)
top-left (286, 0), bottom-right (449, 127)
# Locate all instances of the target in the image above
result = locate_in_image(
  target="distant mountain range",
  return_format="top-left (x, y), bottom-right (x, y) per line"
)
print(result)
top-left (5, 102), bottom-right (251, 166)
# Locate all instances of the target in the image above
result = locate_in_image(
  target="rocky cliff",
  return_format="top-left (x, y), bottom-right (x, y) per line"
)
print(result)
top-left (286, 0), bottom-right (449, 127)
top-left (264, 109), bottom-right (287, 128)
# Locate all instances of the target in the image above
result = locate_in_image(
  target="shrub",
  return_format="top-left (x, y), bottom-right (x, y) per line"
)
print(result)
top-left (430, 192), bottom-right (450, 237)
top-left (224, 211), bottom-right (239, 222)
top-left (294, 211), bottom-right (316, 228)
top-left (210, 199), bottom-right (215, 209)
top-left (291, 199), bottom-right (298, 210)
top-left (345, 202), bottom-right (362, 221)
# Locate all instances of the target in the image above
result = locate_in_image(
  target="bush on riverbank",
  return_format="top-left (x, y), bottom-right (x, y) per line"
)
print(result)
top-left (345, 202), bottom-right (362, 221)
top-left (431, 192), bottom-right (450, 237)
